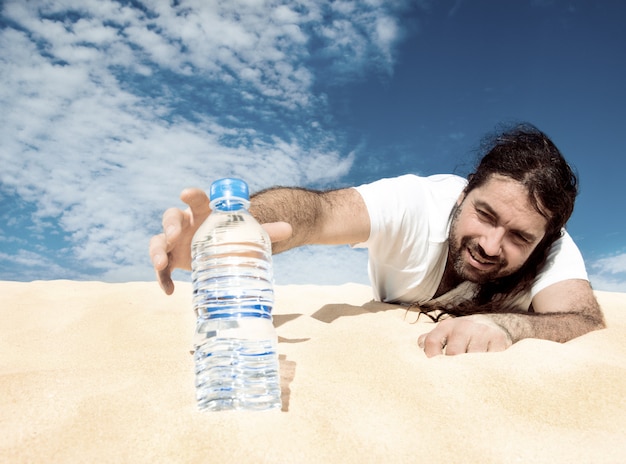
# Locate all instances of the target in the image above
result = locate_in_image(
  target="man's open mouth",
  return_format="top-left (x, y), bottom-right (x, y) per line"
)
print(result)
top-left (467, 247), bottom-right (497, 267)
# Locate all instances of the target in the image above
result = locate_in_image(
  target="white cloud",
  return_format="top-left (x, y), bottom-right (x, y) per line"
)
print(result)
top-left (589, 274), bottom-right (626, 293)
top-left (591, 253), bottom-right (626, 275)
top-left (588, 252), bottom-right (626, 292)
top-left (0, 0), bottom-right (410, 283)
top-left (273, 246), bottom-right (370, 285)
top-left (0, 249), bottom-right (75, 281)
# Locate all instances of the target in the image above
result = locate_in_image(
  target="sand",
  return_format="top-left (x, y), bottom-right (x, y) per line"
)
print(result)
top-left (1, 280), bottom-right (625, 463)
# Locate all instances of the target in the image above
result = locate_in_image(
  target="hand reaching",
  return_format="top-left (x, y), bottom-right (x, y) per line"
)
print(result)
top-left (149, 188), bottom-right (292, 295)
top-left (149, 188), bottom-right (211, 295)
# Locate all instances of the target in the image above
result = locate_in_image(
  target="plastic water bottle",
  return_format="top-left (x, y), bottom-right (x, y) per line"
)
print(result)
top-left (191, 178), bottom-right (282, 411)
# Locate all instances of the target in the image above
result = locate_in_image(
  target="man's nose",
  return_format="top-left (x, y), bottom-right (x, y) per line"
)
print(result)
top-left (479, 227), bottom-right (505, 257)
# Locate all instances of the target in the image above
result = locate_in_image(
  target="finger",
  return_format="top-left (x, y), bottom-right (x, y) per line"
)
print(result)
top-left (419, 331), bottom-right (447, 358)
top-left (180, 188), bottom-right (211, 223)
top-left (487, 335), bottom-right (510, 352)
top-left (157, 265), bottom-right (175, 296)
top-left (149, 234), bottom-right (175, 295)
top-left (161, 207), bottom-right (187, 248)
top-left (262, 221), bottom-right (293, 243)
top-left (444, 333), bottom-right (470, 356)
top-left (466, 336), bottom-right (490, 353)
top-left (149, 233), bottom-right (169, 271)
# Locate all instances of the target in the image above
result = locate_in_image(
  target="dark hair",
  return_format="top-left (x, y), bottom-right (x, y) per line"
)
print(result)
top-left (416, 123), bottom-right (579, 319)
top-left (466, 122), bottom-right (578, 240)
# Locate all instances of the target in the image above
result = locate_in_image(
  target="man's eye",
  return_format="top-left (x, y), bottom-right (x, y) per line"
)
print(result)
top-left (476, 209), bottom-right (493, 222)
top-left (512, 232), bottom-right (530, 244)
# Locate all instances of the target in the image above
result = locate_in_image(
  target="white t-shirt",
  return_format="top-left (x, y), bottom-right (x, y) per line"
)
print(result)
top-left (353, 174), bottom-right (588, 307)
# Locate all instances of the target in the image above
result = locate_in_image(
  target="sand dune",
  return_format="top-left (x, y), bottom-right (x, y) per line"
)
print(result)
top-left (1, 280), bottom-right (625, 463)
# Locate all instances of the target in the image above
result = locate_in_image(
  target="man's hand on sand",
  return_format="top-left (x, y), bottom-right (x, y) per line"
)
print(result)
top-left (418, 315), bottom-right (512, 356)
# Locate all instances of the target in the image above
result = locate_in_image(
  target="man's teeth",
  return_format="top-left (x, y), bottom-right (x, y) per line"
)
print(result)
top-left (469, 248), bottom-right (492, 265)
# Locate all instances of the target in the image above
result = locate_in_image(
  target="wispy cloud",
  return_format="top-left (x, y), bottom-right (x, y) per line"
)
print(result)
top-left (0, 0), bottom-right (410, 282)
top-left (589, 252), bottom-right (626, 293)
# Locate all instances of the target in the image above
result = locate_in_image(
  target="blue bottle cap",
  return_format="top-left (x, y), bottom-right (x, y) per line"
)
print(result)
top-left (210, 178), bottom-right (250, 202)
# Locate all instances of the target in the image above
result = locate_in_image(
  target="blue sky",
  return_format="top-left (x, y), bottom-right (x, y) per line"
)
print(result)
top-left (1, 0), bottom-right (625, 291)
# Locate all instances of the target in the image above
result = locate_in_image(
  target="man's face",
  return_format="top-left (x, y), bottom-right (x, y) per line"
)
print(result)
top-left (448, 174), bottom-right (548, 284)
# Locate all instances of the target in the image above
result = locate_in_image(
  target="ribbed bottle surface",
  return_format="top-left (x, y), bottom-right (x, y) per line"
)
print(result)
top-left (191, 187), bottom-right (281, 412)
top-left (193, 317), bottom-right (281, 411)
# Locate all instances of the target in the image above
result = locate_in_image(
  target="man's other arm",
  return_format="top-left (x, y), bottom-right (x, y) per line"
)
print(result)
top-left (418, 279), bottom-right (606, 357)
top-left (486, 278), bottom-right (606, 343)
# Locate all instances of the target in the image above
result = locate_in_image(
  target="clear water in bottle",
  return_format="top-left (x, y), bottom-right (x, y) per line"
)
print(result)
top-left (191, 178), bottom-right (281, 411)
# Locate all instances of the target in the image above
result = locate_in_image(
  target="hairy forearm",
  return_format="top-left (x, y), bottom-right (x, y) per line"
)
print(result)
top-left (250, 186), bottom-right (325, 253)
top-left (249, 185), bottom-right (369, 254)
top-left (485, 307), bottom-right (606, 344)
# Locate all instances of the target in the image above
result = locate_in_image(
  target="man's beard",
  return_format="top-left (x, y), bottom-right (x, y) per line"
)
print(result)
top-left (448, 205), bottom-right (521, 284)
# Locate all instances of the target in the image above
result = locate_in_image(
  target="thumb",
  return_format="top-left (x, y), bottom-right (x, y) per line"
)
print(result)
top-left (262, 221), bottom-right (293, 243)
top-left (180, 188), bottom-right (211, 221)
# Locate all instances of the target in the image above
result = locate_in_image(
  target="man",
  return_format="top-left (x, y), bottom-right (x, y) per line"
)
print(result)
top-left (149, 123), bottom-right (605, 357)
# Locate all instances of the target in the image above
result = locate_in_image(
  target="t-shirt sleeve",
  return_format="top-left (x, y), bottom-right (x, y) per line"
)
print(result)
top-left (531, 230), bottom-right (589, 298)
top-left (351, 174), bottom-right (466, 303)
top-left (352, 175), bottom-right (426, 250)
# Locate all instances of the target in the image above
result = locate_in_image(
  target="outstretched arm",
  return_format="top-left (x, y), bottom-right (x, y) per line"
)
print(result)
top-left (249, 186), bottom-right (370, 253)
top-left (418, 279), bottom-right (605, 357)
top-left (149, 186), bottom-right (370, 294)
